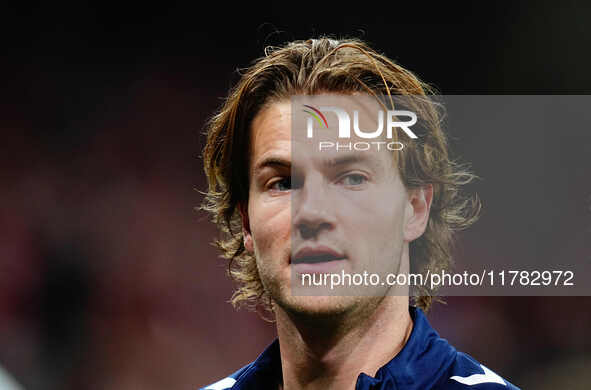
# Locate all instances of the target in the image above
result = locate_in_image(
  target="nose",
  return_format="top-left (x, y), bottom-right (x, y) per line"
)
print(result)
top-left (293, 174), bottom-right (337, 240)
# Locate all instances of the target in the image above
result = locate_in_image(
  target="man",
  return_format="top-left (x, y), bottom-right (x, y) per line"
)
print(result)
top-left (200, 38), bottom-right (519, 389)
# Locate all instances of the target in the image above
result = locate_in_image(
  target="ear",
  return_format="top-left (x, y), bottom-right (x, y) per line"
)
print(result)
top-left (238, 202), bottom-right (254, 253)
top-left (403, 184), bottom-right (433, 242)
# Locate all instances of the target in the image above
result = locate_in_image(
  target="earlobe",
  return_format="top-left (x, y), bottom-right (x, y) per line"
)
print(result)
top-left (404, 185), bottom-right (434, 242)
top-left (238, 203), bottom-right (254, 253)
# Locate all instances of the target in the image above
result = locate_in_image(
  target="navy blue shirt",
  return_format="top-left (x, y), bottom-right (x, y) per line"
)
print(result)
top-left (201, 306), bottom-right (520, 389)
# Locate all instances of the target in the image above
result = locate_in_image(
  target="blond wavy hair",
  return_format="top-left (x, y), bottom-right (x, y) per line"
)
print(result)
top-left (201, 37), bottom-right (480, 312)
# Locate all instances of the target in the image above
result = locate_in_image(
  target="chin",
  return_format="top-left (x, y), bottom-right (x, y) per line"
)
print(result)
top-left (275, 292), bottom-right (365, 318)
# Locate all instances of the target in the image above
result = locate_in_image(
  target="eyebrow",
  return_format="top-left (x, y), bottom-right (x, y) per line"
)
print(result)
top-left (253, 153), bottom-right (383, 178)
top-left (252, 156), bottom-right (291, 178)
top-left (324, 154), bottom-right (375, 168)
top-left (321, 153), bottom-right (385, 175)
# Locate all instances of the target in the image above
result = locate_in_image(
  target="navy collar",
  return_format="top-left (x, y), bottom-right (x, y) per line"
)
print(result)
top-left (232, 306), bottom-right (457, 390)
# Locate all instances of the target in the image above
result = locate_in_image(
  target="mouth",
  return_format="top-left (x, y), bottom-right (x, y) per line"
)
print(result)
top-left (292, 246), bottom-right (346, 264)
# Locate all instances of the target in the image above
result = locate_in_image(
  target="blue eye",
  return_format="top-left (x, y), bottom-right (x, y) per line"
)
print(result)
top-left (340, 174), bottom-right (367, 186)
top-left (270, 177), bottom-right (291, 191)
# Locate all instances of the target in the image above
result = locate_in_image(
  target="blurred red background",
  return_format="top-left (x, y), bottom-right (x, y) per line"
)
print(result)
top-left (1, 3), bottom-right (590, 389)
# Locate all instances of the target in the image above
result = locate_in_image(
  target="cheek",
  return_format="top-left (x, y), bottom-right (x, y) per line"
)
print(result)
top-left (357, 191), bottom-right (407, 260)
top-left (251, 207), bottom-right (292, 291)
top-left (250, 206), bottom-right (291, 260)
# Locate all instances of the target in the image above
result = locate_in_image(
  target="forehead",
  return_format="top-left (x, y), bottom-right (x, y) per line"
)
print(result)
top-left (249, 100), bottom-right (399, 176)
top-left (250, 101), bottom-right (292, 152)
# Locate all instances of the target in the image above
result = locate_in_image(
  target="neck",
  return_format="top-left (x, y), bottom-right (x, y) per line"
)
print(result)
top-left (275, 295), bottom-right (413, 390)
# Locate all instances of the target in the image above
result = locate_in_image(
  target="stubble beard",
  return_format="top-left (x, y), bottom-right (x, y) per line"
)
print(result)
top-left (262, 270), bottom-right (389, 332)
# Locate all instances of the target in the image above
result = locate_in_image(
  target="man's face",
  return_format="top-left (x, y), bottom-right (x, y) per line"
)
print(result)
top-left (242, 98), bottom-right (430, 317)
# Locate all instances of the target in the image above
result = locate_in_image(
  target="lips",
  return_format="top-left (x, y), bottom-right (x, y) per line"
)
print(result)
top-left (292, 246), bottom-right (345, 264)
